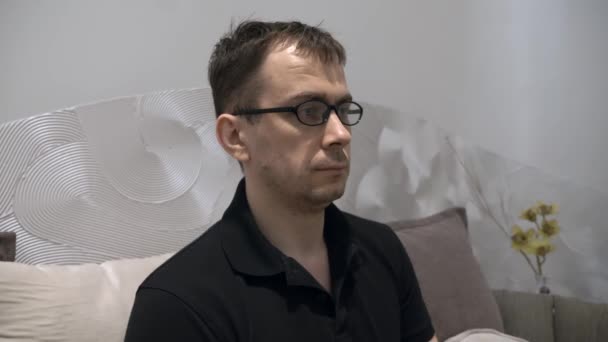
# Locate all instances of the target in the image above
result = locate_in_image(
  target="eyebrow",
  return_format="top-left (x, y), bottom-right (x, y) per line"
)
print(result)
top-left (284, 92), bottom-right (353, 105)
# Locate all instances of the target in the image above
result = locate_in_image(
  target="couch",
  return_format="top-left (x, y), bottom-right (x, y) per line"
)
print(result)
top-left (1, 208), bottom-right (607, 342)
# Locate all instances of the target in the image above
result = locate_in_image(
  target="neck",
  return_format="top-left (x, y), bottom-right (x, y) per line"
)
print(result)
top-left (245, 178), bottom-right (327, 260)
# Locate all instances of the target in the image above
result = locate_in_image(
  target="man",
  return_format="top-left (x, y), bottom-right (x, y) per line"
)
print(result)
top-left (125, 20), bottom-right (437, 342)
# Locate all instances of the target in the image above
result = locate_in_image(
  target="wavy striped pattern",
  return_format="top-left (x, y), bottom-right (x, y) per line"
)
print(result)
top-left (0, 111), bottom-right (85, 218)
top-left (0, 215), bottom-right (111, 265)
top-left (141, 89), bottom-right (228, 161)
top-left (0, 89), bottom-right (241, 264)
top-left (11, 137), bottom-right (237, 259)
top-left (77, 96), bottom-right (202, 204)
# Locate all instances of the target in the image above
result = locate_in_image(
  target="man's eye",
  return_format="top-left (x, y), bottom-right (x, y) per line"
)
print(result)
top-left (302, 107), bottom-right (317, 115)
top-left (299, 103), bottom-right (323, 115)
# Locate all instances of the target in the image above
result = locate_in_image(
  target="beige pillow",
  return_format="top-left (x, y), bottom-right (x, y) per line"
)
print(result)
top-left (0, 253), bottom-right (172, 342)
top-left (389, 207), bottom-right (504, 341)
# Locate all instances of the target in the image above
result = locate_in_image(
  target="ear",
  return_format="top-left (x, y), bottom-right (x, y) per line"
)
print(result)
top-left (216, 113), bottom-right (250, 163)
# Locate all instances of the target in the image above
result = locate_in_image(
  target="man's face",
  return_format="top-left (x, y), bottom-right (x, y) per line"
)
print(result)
top-left (242, 44), bottom-right (352, 210)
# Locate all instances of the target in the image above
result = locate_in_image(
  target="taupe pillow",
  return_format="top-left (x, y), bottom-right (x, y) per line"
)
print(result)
top-left (389, 207), bottom-right (504, 341)
top-left (0, 231), bottom-right (16, 262)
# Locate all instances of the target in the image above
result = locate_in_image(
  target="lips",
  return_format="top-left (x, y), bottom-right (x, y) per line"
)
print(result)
top-left (315, 151), bottom-right (349, 171)
top-left (315, 164), bottom-right (348, 171)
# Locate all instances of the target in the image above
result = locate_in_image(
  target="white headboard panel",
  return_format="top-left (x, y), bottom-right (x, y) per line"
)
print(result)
top-left (0, 88), bottom-right (241, 264)
top-left (1, 89), bottom-right (607, 304)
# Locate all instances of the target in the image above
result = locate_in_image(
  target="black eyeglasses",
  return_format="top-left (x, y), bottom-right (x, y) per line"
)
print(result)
top-left (233, 99), bottom-right (364, 126)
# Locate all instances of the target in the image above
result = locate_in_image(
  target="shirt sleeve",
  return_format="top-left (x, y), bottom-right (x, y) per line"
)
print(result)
top-left (391, 230), bottom-right (436, 342)
top-left (124, 287), bottom-right (220, 342)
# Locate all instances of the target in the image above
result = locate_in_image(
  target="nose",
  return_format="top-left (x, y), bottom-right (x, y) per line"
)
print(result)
top-left (322, 110), bottom-right (351, 148)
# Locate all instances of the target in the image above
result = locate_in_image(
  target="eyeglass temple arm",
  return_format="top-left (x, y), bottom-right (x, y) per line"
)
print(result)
top-left (234, 106), bottom-right (296, 115)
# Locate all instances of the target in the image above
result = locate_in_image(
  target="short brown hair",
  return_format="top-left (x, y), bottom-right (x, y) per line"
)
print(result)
top-left (208, 20), bottom-right (347, 117)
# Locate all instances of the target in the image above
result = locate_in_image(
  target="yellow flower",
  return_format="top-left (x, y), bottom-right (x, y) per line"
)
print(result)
top-left (520, 207), bottom-right (538, 222)
top-left (536, 201), bottom-right (559, 216)
top-left (527, 237), bottom-right (555, 256)
top-left (540, 219), bottom-right (560, 237)
top-left (511, 225), bottom-right (536, 252)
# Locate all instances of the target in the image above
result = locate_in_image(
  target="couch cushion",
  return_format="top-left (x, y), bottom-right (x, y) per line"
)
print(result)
top-left (493, 289), bottom-right (554, 342)
top-left (389, 207), bottom-right (504, 341)
top-left (0, 253), bottom-right (172, 342)
top-left (0, 231), bottom-right (16, 262)
top-left (554, 294), bottom-right (608, 342)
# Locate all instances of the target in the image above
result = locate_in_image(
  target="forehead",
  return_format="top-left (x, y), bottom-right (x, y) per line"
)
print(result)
top-left (257, 45), bottom-right (348, 102)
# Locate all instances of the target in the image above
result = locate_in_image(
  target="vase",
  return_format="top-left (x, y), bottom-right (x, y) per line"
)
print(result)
top-left (535, 274), bottom-right (551, 294)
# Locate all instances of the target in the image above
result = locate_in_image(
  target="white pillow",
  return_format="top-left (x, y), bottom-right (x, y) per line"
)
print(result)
top-left (0, 253), bottom-right (172, 342)
top-left (446, 329), bottom-right (529, 342)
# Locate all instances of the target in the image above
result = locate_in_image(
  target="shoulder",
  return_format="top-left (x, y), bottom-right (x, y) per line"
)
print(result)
top-left (142, 221), bottom-right (225, 286)
top-left (131, 217), bottom-right (252, 341)
top-left (342, 211), bottom-right (393, 236)
top-left (340, 211), bottom-right (413, 276)
top-left (342, 212), bottom-right (404, 256)
top-left (137, 219), bottom-right (242, 318)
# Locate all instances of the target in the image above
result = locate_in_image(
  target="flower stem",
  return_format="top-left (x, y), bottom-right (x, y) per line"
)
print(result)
top-left (446, 138), bottom-right (542, 278)
top-left (534, 220), bottom-right (543, 234)
top-left (521, 251), bottom-right (539, 276)
top-left (536, 255), bottom-right (543, 276)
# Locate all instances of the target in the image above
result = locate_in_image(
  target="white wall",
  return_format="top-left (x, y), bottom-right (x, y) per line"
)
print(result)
top-left (1, 0), bottom-right (607, 193)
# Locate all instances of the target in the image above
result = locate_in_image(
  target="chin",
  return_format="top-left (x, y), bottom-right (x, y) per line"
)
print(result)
top-left (309, 179), bottom-right (347, 204)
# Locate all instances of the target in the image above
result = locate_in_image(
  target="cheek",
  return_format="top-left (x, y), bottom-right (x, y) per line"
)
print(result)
top-left (249, 119), bottom-right (320, 172)
top-left (289, 142), bottom-right (317, 171)
top-left (267, 138), bottom-right (318, 176)
top-left (274, 138), bottom-right (312, 169)
top-left (249, 133), bottom-right (292, 166)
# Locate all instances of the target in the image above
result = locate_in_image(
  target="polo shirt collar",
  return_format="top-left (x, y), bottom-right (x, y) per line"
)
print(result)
top-left (220, 178), bottom-right (361, 279)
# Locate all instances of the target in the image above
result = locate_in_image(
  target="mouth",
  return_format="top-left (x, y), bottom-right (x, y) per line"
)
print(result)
top-left (314, 164), bottom-right (349, 171)
top-left (315, 150), bottom-right (350, 172)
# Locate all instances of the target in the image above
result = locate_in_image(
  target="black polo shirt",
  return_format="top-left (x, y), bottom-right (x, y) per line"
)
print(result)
top-left (125, 179), bottom-right (435, 342)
